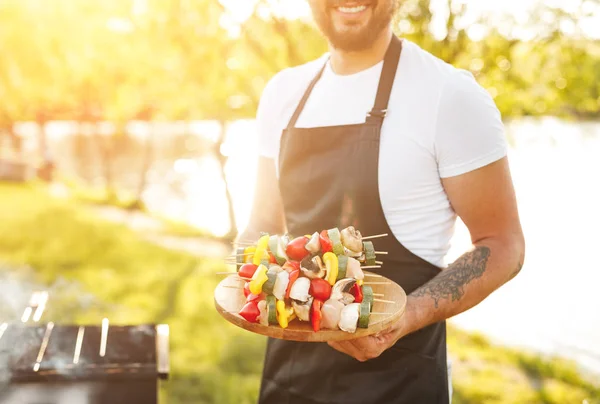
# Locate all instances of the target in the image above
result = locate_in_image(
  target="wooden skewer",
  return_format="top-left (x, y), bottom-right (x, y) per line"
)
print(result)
top-left (375, 261), bottom-right (384, 265)
top-left (362, 233), bottom-right (388, 240)
top-left (232, 241), bottom-right (255, 246)
top-left (374, 251), bottom-right (388, 255)
top-left (373, 293), bottom-right (384, 297)
top-left (223, 285), bottom-right (243, 289)
top-left (363, 273), bottom-right (383, 278)
top-left (361, 265), bottom-right (381, 269)
top-left (216, 272), bottom-right (250, 280)
top-left (373, 298), bottom-right (395, 304)
top-left (363, 282), bottom-right (390, 285)
top-left (370, 312), bottom-right (394, 315)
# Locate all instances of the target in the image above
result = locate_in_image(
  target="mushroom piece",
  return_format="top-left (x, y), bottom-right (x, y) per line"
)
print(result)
top-left (292, 296), bottom-right (313, 322)
top-left (300, 255), bottom-right (326, 279)
top-left (289, 277), bottom-right (311, 303)
top-left (331, 278), bottom-right (357, 303)
top-left (341, 226), bottom-right (363, 254)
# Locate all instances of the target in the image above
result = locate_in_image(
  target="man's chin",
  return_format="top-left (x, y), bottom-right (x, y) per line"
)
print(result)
top-left (328, 30), bottom-right (375, 52)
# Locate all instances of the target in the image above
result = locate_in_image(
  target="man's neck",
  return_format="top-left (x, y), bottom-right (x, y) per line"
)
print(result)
top-left (328, 27), bottom-right (393, 75)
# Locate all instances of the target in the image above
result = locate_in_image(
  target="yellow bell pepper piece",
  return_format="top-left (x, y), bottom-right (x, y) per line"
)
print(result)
top-left (252, 235), bottom-right (270, 265)
top-left (249, 264), bottom-right (268, 295)
top-left (357, 279), bottom-right (364, 286)
top-left (276, 300), bottom-right (296, 329)
top-left (244, 246), bottom-right (256, 264)
top-left (323, 252), bottom-right (338, 286)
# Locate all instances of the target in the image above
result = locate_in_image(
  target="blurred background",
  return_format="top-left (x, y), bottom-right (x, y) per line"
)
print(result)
top-left (0, 0), bottom-right (599, 403)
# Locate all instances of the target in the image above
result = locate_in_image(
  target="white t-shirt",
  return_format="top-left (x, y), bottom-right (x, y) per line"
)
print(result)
top-left (256, 39), bottom-right (507, 268)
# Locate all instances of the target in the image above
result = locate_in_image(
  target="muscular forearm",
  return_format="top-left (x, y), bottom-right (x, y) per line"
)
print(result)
top-left (401, 236), bottom-right (525, 336)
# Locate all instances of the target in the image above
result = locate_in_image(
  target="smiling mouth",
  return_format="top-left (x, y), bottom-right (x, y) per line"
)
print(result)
top-left (337, 4), bottom-right (367, 13)
top-left (333, 2), bottom-right (371, 14)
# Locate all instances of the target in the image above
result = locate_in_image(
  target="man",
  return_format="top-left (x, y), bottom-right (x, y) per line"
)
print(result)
top-left (239, 1), bottom-right (525, 403)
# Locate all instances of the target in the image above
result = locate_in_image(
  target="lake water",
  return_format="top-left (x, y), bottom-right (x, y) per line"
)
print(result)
top-left (23, 116), bottom-right (600, 376)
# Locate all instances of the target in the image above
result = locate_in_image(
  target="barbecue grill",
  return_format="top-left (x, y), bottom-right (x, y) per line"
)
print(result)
top-left (0, 291), bottom-right (169, 404)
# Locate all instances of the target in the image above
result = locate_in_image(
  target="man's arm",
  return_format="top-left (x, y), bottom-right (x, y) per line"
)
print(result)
top-left (328, 157), bottom-right (525, 360)
top-left (237, 156), bottom-right (286, 243)
top-left (402, 156), bottom-right (525, 336)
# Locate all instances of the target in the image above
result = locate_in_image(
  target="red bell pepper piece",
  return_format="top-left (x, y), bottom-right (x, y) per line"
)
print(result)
top-left (283, 260), bottom-right (300, 273)
top-left (350, 283), bottom-right (363, 303)
top-left (243, 282), bottom-right (251, 298)
top-left (319, 230), bottom-right (333, 253)
top-left (311, 299), bottom-right (323, 332)
top-left (269, 252), bottom-right (277, 264)
top-left (239, 301), bottom-right (260, 323)
top-left (285, 269), bottom-right (300, 299)
top-left (246, 292), bottom-right (265, 304)
top-left (309, 278), bottom-right (332, 301)
top-left (239, 263), bottom-right (258, 279)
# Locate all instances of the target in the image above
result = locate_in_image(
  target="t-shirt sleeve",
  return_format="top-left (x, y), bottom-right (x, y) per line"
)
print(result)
top-left (434, 70), bottom-right (507, 178)
top-left (256, 71), bottom-right (287, 159)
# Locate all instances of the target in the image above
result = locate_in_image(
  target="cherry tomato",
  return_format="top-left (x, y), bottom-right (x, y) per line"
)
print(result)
top-left (285, 237), bottom-right (310, 261)
top-left (309, 278), bottom-right (332, 301)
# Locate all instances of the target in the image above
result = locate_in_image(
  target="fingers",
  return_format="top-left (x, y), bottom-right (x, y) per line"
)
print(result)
top-left (349, 337), bottom-right (384, 361)
top-left (328, 337), bottom-right (384, 362)
top-left (327, 340), bottom-right (367, 361)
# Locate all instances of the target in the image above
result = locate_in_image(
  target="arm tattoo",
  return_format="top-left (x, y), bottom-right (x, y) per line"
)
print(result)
top-left (412, 246), bottom-right (491, 308)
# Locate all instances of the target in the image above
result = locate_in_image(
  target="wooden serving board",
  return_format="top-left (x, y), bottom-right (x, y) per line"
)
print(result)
top-left (214, 271), bottom-right (407, 342)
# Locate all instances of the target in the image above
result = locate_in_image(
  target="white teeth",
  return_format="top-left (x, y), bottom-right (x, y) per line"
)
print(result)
top-left (337, 5), bottom-right (367, 13)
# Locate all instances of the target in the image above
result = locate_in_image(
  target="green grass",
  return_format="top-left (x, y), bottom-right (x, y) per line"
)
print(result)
top-left (63, 178), bottom-right (211, 238)
top-left (1, 182), bottom-right (599, 403)
top-left (448, 328), bottom-right (600, 403)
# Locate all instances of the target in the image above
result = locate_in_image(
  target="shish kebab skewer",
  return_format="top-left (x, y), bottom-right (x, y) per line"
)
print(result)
top-left (228, 226), bottom-right (387, 262)
top-left (234, 232), bottom-right (389, 246)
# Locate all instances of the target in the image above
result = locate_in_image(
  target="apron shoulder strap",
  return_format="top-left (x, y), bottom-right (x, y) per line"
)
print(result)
top-left (366, 35), bottom-right (403, 124)
top-left (286, 60), bottom-right (328, 130)
top-left (286, 34), bottom-right (403, 129)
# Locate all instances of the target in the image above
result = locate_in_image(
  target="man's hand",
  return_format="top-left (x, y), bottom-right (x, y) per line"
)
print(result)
top-left (327, 306), bottom-right (413, 361)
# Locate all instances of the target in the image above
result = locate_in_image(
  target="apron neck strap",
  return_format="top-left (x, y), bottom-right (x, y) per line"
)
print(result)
top-left (286, 34), bottom-right (403, 130)
top-left (367, 35), bottom-right (402, 124)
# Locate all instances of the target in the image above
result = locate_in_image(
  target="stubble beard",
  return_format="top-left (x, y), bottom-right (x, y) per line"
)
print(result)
top-left (312, 1), bottom-right (397, 52)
